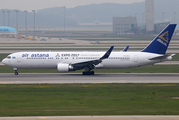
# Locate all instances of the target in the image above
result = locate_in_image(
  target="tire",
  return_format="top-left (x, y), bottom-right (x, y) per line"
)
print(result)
top-left (83, 71), bottom-right (95, 75)
top-left (87, 71), bottom-right (91, 75)
top-left (83, 72), bottom-right (87, 75)
top-left (90, 71), bottom-right (94, 75)
top-left (15, 72), bottom-right (18, 75)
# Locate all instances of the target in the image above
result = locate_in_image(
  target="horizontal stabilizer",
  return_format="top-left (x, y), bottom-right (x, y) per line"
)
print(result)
top-left (149, 54), bottom-right (175, 60)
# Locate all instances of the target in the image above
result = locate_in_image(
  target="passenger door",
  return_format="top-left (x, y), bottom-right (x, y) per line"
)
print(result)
top-left (17, 56), bottom-right (21, 62)
top-left (134, 55), bottom-right (138, 62)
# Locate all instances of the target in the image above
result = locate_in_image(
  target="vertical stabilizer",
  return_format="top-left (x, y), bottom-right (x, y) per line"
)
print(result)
top-left (142, 24), bottom-right (176, 55)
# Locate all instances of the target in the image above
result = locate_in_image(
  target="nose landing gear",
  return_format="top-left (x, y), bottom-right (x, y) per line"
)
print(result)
top-left (13, 68), bottom-right (18, 75)
top-left (15, 71), bottom-right (18, 75)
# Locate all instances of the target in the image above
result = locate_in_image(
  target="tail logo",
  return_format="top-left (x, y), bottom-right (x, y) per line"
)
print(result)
top-left (159, 31), bottom-right (169, 43)
top-left (107, 52), bottom-right (110, 55)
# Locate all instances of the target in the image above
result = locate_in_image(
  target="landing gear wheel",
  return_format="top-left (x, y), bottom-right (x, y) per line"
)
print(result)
top-left (82, 71), bottom-right (95, 75)
top-left (83, 72), bottom-right (87, 75)
top-left (13, 68), bottom-right (18, 75)
top-left (15, 72), bottom-right (18, 75)
top-left (87, 71), bottom-right (91, 75)
top-left (14, 70), bottom-right (18, 75)
top-left (91, 71), bottom-right (94, 75)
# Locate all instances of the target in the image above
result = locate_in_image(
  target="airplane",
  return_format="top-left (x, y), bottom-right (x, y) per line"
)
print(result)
top-left (2, 24), bottom-right (176, 75)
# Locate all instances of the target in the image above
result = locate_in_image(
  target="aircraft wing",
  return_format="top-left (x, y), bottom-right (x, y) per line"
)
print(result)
top-left (64, 46), bottom-right (114, 70)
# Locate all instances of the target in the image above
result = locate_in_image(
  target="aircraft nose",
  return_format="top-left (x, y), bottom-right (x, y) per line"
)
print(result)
top-left (2, 59), bottom-right (6, 65)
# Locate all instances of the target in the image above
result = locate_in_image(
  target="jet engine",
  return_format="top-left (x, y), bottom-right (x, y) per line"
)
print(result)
top-left (57, 63), bottom-right (74, 73)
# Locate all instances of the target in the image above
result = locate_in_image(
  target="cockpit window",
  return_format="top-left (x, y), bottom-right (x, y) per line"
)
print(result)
top-left (6, 56), bottom-right (11, 59)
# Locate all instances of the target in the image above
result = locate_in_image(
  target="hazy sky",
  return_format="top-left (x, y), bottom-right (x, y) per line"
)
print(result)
top-left (1, 0), bottom-right (145, 12)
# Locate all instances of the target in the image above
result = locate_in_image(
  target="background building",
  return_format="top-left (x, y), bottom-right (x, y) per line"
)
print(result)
top-left (0, 26), bottom-right (17, 38)
top-left (154, 22), bottom-right (170, 33)
top-left (145, 0), bottom-right (154, 34)
top-left (113, 17), bottom-right (138, 35)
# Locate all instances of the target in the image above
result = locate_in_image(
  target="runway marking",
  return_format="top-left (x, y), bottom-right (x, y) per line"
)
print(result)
top-left (148, 84), bottom-right (177, 87)
top-left (0, 81), bottom-right (21, 84)
top-left (38, 117), bottom-right (47, 119)
top-left (95, 80), bottom-right (126, 83)
top-left (171, 97), bottom-right (179, 99)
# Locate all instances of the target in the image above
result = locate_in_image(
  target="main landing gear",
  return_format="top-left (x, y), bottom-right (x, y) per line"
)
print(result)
top-left (82, 71), bottom-right (95, 75)
top-left (82, 66), bottom-right (95, 75)
top-left (13, 68), bottom-right (18, 75)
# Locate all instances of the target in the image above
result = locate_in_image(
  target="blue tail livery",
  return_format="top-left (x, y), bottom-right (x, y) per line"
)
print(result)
top-left (123, 46), bottom-right (130, 52)
top-left (142, 24), bottom-right (176, 55)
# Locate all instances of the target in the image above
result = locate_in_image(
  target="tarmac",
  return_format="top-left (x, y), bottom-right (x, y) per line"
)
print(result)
top-left (0, 73), bottom-right (179, 84)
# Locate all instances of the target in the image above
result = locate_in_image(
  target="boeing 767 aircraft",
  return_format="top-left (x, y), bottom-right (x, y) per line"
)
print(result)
top-left (2, 24), bottom-right (176, 75)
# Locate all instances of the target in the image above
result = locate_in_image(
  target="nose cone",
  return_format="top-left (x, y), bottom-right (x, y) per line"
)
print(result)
top-left (2, 59), bottom-right (7, 65)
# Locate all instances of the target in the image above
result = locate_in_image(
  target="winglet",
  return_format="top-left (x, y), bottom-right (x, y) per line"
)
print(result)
top-left (101, 46), bottom-right (114, 60)
top-left (123, 46), bottom-right (129, 52)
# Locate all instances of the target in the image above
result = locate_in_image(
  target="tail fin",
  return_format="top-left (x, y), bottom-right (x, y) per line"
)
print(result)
top-left (123, 46), bottom-right (129, 52)
top-left (142, 24), bottom-right (176, 55)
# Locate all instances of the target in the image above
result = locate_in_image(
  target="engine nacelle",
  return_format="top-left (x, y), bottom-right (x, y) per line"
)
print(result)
top-left (57, 63), bottom-right (74, 73)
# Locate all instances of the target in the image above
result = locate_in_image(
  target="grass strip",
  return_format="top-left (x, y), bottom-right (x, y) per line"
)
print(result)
top-left (0, 83), bottom-right (179, 116)
top-left (0, 54), bottom-right (8, 61)
top-left (0, 65), bottom-right (179, 73)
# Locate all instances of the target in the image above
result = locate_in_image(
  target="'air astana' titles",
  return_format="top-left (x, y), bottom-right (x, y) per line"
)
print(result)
top-left (22, 53), bottom-right (49, 57)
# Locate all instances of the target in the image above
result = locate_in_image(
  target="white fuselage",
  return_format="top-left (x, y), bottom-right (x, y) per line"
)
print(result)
top-left (2, 51), bottom-right (169, 70)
